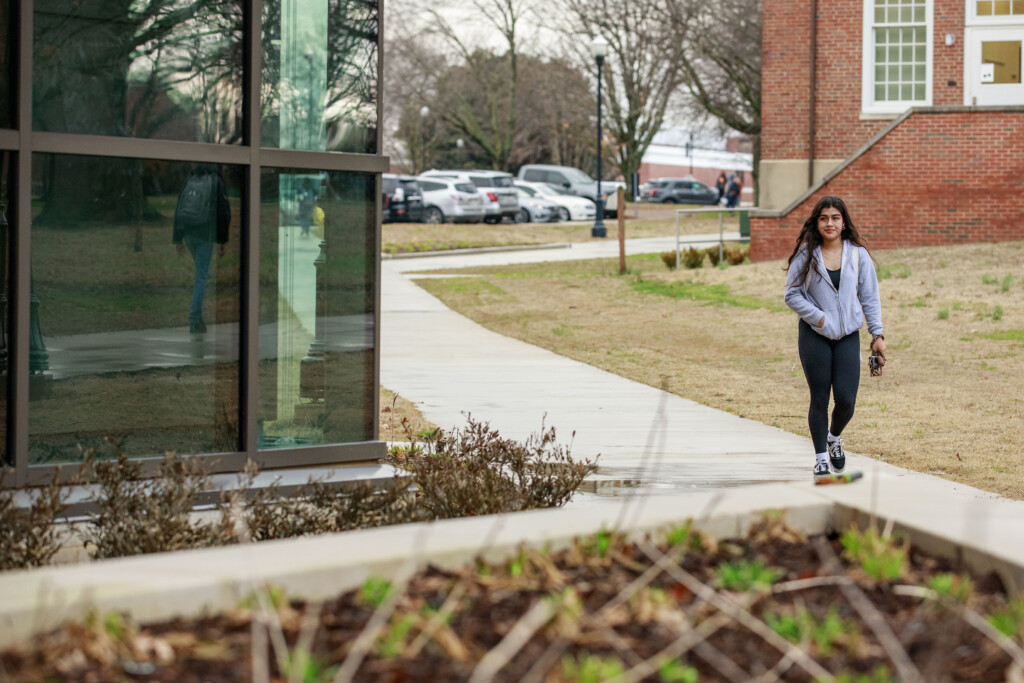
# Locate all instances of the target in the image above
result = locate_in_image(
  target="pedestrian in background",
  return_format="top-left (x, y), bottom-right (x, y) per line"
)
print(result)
top-left (715, 172), bottom-right (727, 205)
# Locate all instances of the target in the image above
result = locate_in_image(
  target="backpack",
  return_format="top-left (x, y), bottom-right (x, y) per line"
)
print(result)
top-left (175, 172), bottom-right (215, 230)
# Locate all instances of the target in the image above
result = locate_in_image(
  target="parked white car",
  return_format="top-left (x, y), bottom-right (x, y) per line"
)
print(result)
top-left (415, 176), bottom-right (485, 224)
top-left (516, 163), bottom-right (622, 216)
top-left (420, 169), bottom-right (519, 223)
top-left (515, 181), bottom-right (596, 222)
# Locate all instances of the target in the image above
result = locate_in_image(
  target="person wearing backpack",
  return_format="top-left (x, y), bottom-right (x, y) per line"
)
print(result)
top-left (173, 163), bottom-right (230, 334)
top-left (783, 195), bottom-right (886, 479)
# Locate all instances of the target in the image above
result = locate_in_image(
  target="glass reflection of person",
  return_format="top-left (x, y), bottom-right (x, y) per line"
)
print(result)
top-left (296, 177), bottom-right (317, 237)
top-left (173, 164), bottom-right (230, 334)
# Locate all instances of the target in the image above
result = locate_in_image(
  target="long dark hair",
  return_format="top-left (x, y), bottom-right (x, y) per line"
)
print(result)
top-left (785, 195), bottom-right (870, 287)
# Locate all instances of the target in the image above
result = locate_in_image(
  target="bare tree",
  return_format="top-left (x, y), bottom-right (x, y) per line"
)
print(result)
top-left (667, 0), bottom-right (762, 200)
top-left (557, 0), bottom-right (693, 181)
top-left (407, 0), bottom-right (533, 171)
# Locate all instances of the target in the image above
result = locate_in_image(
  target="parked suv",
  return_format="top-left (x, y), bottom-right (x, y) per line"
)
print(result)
top-left (641, 177), bottom-right (719, 205)
top-left (416, 177), bottom-right (485, 224)
top-left (516, 164), bottom-right (621, 216)
top-left (382, 174), bottom-right (424, 222)
top-left (421, 170), bottom-right (519, 223)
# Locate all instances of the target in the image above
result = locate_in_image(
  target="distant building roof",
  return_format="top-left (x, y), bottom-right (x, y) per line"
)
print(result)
top-left (642, 144), bottom-right (753, 173)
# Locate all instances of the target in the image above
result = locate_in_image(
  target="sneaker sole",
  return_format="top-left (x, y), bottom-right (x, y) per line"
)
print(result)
top-left (830, 460), bottom-right (846, 474)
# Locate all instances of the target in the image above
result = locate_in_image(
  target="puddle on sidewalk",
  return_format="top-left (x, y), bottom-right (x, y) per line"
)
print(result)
top-left (579, 465), bottom-right (790, 497)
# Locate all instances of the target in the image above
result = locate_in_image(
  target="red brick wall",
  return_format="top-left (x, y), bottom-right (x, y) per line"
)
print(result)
top-left (813, 2), bottom-right (887, 158)
top-left (763, 0), bottom-right (966, 160)
top-left (761, 0), bottom-right (811, 159)
top-left (750, 110), bottom-right (1024, 261)
top-left (933, 2), bottom-right (965, 106)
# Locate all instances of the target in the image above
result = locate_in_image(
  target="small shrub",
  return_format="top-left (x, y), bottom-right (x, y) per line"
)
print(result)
top-left (660, 251), bottom-right (679, 270)
top-left (1001, 273), bottom-right (1013, 292)
top-left (927, 572), bottom-right (973, 604)
top-left (993, 305), bottom-right (1004, 321)
top-left (766, 606), bottom-right (856, 657)
top-left (560, 653), bottom-right (625, 682)
top-left (681, 247), bottom-right (704, 269)
top-left (705, 246), bottom-right (722, 266)
top-left (988, 597), bottom-right (1024, 637)
top-left (715, 559), bottom-right (783, 592)
top-left (0, 470), bottom-right (71, 570)
top-left (725, 247), bottom-right (746, 265)
top-left (840, 526), bottom-right (907, 582)
top-left (937, 307), bottom-right (949, 320)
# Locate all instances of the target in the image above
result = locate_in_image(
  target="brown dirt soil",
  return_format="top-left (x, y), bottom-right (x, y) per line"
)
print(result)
top-left (4, 520), bottom-right (1020, 681)
top-left (379, 387), bottom-right (439, 443)
top-left (416, 241), bottom-right (1024, 500)
top-left (383, 204), bottom-right (742, 254)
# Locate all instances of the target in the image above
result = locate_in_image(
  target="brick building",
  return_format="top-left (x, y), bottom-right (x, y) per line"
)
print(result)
top-left (751, 0), bottom-right (1024, 261)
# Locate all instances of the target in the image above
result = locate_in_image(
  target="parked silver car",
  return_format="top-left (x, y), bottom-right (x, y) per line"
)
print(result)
top-left (415, 176), bottom-right (485, 224)
top-left (421, 169), bottom-right (519, 223)
top-left (516, 163), bottom-right (622, 216)
top-left (513, 186), bottom-right (562, 223)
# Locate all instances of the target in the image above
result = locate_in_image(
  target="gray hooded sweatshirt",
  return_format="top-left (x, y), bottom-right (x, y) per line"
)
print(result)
top-left (784, 240), bottom-right (883, 340)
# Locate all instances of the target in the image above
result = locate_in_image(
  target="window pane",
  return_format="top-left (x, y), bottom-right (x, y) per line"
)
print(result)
top-left (900, 5), bottom-right (912, 22)
top-left (875, 6), bottom-right (886, 21)
top-left (887, 6), bottom-right (900, 22)
top-left (915, 45), bottom-right (926, 60)
top-left (982, 41), bottom-right (1022, 83)
top-left (978, 0), bottom-right (993, 15)
top-left (262, 0), bottom-right (378, 153)
top-left (902, 45), bottom-right (914, 61)
top-left (888, 84), bottom-right (900, 99)
top-left (901, 83), bottom-right (913, 99)
top-left (258, 169), bottom-right (375, 449)
top-left (875, 84), bottom-right (887, 100)
top-left (33, 1), bottom-right (243, 143)
top-left (876, 44), bottom-right (887, 62)
top-left (29, 155), bottom-right (242, 463)
top-left (889, 65), bottom-right (901, 80)
top-left (875, 66), bottom-right (886, 81)
top-left (901, 64), bottom-right (913, 80)
top-left (1015, 0), bottom-right (1024, 14)
top-left (914, 27), bottom-right (926, 43)
top-left (914, 83), bottom-right (925, 99)
top-left (889, 46), bottom-right (901, 60)
top-left (0, 0), bottom-right (11, 128)
top-left (995, 0), bottom-right (1011, 14)
top-left (914, 6), bottom-right (925, 21)
top-left (914, 64), bottom-right (926, 80)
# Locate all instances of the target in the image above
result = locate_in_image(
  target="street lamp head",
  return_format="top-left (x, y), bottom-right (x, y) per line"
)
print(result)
top-left (420, 105), bottom-right (430, 118)
top-left (591, 35), bottom-right (609, 59)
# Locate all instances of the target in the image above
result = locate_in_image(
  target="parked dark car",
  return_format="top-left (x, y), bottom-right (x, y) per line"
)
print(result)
top-left (641, 177), bottom-right (719, 205)
top-left (382, 173), bottom-right (424, 222)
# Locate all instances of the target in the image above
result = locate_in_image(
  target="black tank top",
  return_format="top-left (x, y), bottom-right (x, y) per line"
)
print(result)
top-left (827, 267), bottom-right (841, 290)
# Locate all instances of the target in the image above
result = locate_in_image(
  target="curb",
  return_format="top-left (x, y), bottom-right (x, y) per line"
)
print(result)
top-left (383, 242), bottom-right (573, 259)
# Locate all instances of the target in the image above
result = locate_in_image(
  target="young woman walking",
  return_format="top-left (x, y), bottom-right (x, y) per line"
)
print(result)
top-left (784, 196), bottom-right (886, 478)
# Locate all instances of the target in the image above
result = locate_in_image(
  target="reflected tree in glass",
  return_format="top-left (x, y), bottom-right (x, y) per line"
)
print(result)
top-left (33, 0), bottom-right (243, 225)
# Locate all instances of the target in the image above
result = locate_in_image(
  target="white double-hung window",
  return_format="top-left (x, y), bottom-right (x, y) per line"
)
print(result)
top-left (862, 0), bottom-right (933, 114)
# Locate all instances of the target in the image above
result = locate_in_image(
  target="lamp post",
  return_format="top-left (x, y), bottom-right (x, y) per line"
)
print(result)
top-left (419, 105), bottom-right (430, 174)
top-left (591, 36), bottom-right (608, 238)
top-left (456, 138), bottom-right (465, 168)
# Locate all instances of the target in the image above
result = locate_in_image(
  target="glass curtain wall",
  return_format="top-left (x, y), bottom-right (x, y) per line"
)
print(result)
top-left (1, 0), bottom-right (382, 484)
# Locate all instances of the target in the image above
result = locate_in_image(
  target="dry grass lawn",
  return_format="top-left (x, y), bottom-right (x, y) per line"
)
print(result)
top-left (383, 204), bottom-right (743, 253)
top-left (416, 240), bottom-right (1024, 500)
top-left (379, 387), bottom-right (438, 443)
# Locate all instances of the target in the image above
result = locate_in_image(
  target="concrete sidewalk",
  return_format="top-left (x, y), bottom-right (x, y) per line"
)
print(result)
top-left (381, 234), bottom-right (1024, 570)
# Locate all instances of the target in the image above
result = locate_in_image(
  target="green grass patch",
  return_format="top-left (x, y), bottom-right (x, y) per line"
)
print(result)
top-left (877, 263), bottom-right (911, 280)
top-left (631, 279), bottom-right (785, 312)
top-left (978, 329), bottom-right (1024, 341)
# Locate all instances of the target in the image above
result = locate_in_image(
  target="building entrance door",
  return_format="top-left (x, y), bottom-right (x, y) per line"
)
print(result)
top-left (967, 27), bottom-right (1024, 105)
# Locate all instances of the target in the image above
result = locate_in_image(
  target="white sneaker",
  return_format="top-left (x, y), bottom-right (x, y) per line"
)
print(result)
top-left (813, 460), bottom-right (830, 479)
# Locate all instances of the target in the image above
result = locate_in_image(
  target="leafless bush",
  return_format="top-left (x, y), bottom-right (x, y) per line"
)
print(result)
top-left (0, 470), bottom-right (70, 570)
top-left (660, 251), bottom-right (678, 270)
top-left (82, 445), bottom-right (225, 560)
top-left (682, 247), bottom-right (705, 268)
top-left (705, 245), bottom-right (722, 266)
top-left (725, 246), bottom-right (747, 265)
top-left (390, 416), bottom-right (594, 519)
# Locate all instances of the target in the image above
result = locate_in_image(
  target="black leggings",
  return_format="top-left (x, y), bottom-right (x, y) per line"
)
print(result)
top-left (798, 320), bottom-right (861, 454)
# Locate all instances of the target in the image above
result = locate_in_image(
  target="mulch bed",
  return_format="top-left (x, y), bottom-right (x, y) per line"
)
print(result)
top-left (3, 518), bottom-right (1022, 682)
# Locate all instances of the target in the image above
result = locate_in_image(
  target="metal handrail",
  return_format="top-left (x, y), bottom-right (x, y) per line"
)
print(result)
top-left (673, 206), bottom-right (756, 269)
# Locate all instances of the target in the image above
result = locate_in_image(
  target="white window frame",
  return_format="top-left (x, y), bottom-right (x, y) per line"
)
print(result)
top-left (967, 0), bottom-right (1024, 25)
top-left (862, 0), bottom-right (934, 115)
